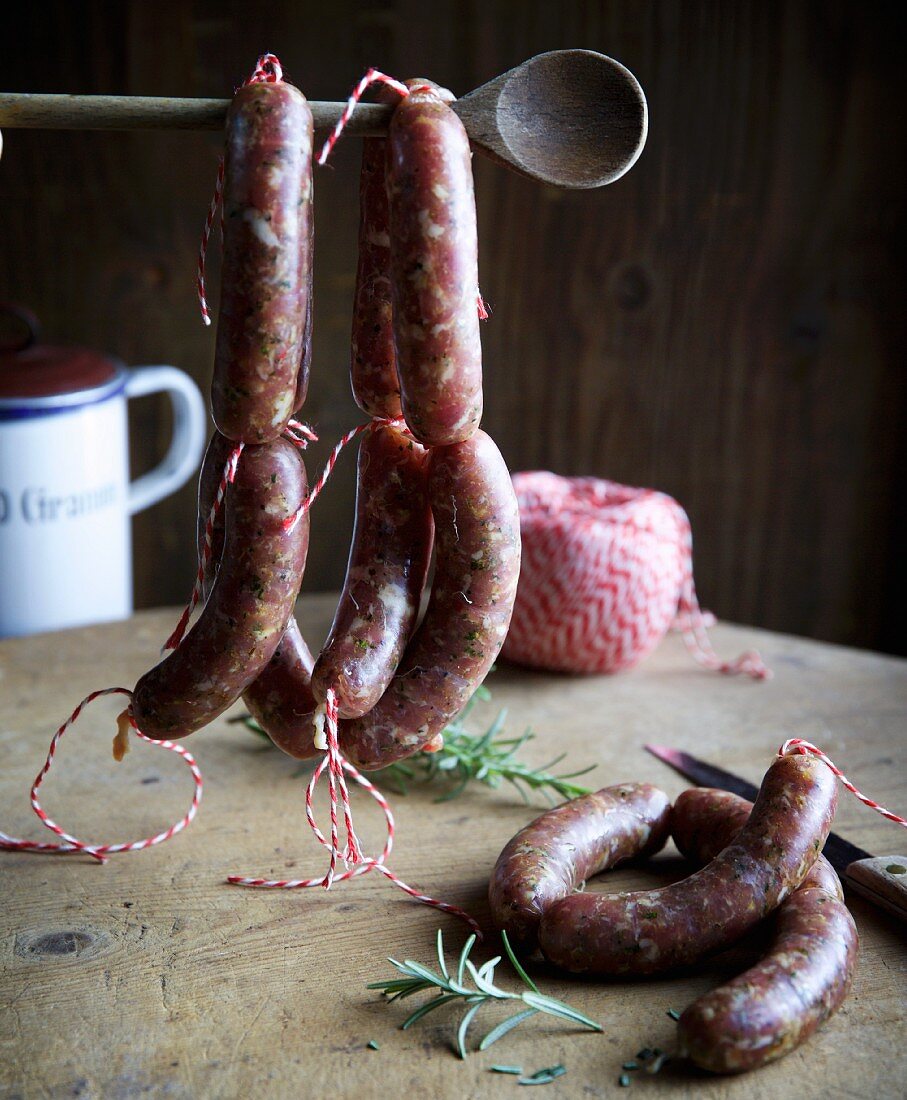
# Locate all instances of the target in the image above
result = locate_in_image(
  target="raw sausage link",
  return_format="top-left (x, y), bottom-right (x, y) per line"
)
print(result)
top-left (350, 124), bottom-right (400, 417)
top-left (537, 755), bottom-right (838, 975)
top-left (387, 82), bottom-right (483, 446)
top-left (489, 784), bottom-right (672, 952)
top-left (310, 423), bottom-right (433, 718)
top-left (212, 81), bottom-right (314, 442)
top-left (340, 429), bottom-right (520, 769)
top-left (672, 788), bottom-right (858, 1074)
top-left (132, 437), bottom-right (308, 738)
top-left (243, 618), bottom-right (320, 759)
top-left (195, 433), bottom-right (318, 758)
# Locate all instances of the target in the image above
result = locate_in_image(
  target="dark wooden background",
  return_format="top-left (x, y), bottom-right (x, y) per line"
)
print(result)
top-left (2, 1), bottom-right (904, 653)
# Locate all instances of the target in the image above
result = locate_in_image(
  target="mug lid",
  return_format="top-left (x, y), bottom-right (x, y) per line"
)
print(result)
top-left (0, 302), bottom-right (121, 404)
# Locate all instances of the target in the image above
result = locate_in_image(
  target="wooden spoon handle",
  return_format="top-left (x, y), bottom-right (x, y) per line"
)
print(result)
top-left (0, 93), bottom-right (393, 135)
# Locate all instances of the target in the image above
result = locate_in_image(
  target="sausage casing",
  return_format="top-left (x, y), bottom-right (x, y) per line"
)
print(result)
top-left (243, 617), bottom-right (320, 759)
top-left (672, 787), bottom-right (858, 1074)
top-left (212, 81), bottom-right (314, 442)
top-left (489, 784), bottom-right (672, 952)
top-left (537, 755), bottom-right (838, 975)
top-left (387, 85), bottom-right (483, 446)
top-left (132, 437), bottom-right (309, 738)
top-left (310, 423), bottom-right (433, 718)
top-left (350, 128), bottom-right (401, 418)
top-left (196, 433), bottom-right (318, 758)
top-left (340, 429), bottom-right (520, 769)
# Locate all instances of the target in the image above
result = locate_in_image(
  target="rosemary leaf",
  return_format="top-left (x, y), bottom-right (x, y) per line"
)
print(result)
top-left (521, 991), bottom-right (603, 1031)
top-left (478, 1008), bottom-right (539, 1051)
top-left (457, 934), bottom-right (476, 987)
top-left (402, 993), bottom-right (462, 1029)
top-left (502, 930), bottom-right (539, 993)
top-left (436, 928), bottom-right (449, 980)
top-left (456, 1001), bottom-right (484, 1060)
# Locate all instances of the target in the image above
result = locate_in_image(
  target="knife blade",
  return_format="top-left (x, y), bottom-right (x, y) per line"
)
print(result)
top-left (645, 744), bottom-right (907, 922)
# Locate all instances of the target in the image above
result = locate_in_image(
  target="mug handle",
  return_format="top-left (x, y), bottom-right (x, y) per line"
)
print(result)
top-left (124, 366), bottom-right (208, 516)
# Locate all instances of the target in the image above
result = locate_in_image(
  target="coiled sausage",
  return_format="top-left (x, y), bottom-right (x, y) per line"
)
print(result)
top-left (672, 787), bottom-right (858, 1074)
top-left (537, 755), bottom-right (838, 975)
top-left (489, 784), bottom-right (672, 952)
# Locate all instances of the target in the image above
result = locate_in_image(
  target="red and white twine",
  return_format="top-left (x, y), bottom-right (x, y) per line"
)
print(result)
top-left (162, 441), bottom-right (244, 652)
top-left (779, 739), bottom-right (907, 828)
top-left (317, 67), bottom-right (409, 165)
top-left (197, 53), bottom-right (285, 326)
top-left (228, 687), bottom-right (482, 936)
top-left (0, 688), bottom-right (203, 860)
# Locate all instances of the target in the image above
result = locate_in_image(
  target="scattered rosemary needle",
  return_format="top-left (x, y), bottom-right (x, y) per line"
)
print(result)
top-left (232, 684), bottom-right (596, 804)
top-left (367, 929), bottom-right (601, 1060)
top-left (490, 1065), bottom-right (523, 1075)
top-left (519, 1064), bottom-right (567, 1085)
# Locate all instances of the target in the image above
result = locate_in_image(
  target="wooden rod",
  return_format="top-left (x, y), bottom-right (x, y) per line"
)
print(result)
top-left (0, 93), bottom-right (394, 135)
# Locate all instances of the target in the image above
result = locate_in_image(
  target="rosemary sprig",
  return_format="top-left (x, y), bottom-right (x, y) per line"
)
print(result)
top-left (231, 684), bottom-right (595, 804)
top-left (367, 929), bottom-right (601, 1059)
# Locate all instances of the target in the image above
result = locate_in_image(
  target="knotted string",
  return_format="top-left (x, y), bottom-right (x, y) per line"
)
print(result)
top-left (197, 53), bottom-right (285, 326)
top-left (0, 688), bottom-right (203, 860)
top-left (779, 739), bottom-right (907, 828)
top-left (228, 686), bottom-right (482, 935)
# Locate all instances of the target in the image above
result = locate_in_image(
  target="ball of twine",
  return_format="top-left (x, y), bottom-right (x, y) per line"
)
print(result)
top-left (503, 472), bottom-right (768, 679)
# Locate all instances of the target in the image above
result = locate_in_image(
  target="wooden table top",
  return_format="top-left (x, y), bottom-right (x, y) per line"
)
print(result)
top-left (2, 597), bottom-right (905, 1098)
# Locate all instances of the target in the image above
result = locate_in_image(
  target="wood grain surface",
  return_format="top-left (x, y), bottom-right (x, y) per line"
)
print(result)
top-left (0, 2), bottom-right (904, 653)
top-left (1, 598), bottom-right (905, 1098)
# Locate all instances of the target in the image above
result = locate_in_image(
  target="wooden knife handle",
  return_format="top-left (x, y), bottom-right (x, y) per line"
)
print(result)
top-left (844, 856), bottom-right (907, 922)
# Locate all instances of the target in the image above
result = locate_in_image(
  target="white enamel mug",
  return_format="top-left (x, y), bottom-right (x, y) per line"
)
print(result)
top-left (0, 308), bottom-right (207, 637)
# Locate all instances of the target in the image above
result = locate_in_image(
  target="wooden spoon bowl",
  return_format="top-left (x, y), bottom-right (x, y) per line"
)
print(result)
top-left (455, 49), bottom-right (648, 188)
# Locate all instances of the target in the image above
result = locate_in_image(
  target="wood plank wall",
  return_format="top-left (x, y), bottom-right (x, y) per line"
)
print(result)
top-left (2, 1), bottom-right (904, 653)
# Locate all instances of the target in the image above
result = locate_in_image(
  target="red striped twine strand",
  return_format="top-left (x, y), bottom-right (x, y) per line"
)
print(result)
top-left (228, 687), bottom-right (482, 936)
top-left (0, 688), bottom-right (203, 860)
top-left (283, 416), bottom-right (405, 534)
top-left (317, 67), bottom-right (409, 165)
top-left (780, 739), bottom-right (907, 828)
top-left (197, 54), bottom-right (286, 325)
top-left (162, 441), bottom-right (244, 653)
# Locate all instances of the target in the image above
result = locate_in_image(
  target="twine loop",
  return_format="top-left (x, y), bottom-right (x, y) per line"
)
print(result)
top-left (779, 739), bottom-right (907, 828)
top-left (0, 688), bottom-right (203, 860)
top-left (228, 685), bottom-right (482, 935)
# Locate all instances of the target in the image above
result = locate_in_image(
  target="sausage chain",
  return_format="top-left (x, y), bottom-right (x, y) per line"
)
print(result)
top-left (537, 754), bottom-right (837, 975)
top-left (242, 76), bottom-right (519, 770)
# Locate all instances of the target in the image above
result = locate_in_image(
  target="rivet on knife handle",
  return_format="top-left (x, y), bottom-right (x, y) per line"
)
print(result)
top-left (844, 857), bottom-right (907, 922)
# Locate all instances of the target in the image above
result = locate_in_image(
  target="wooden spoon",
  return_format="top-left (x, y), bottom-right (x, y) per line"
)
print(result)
top-left (0, 50), bottom-right (646, 189)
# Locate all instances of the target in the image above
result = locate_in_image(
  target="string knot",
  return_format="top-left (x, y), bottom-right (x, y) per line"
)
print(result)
top-left (778, 739), bottom-right (907, 828)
